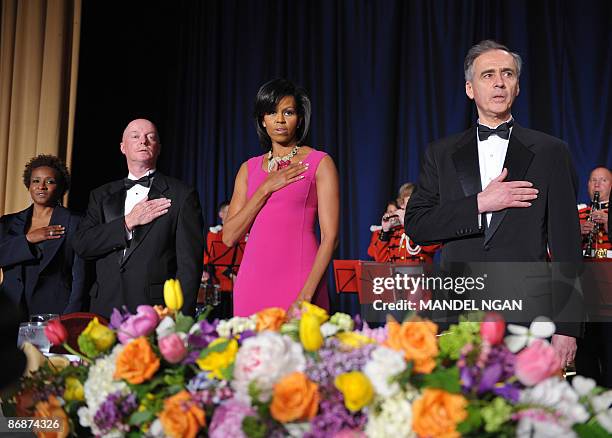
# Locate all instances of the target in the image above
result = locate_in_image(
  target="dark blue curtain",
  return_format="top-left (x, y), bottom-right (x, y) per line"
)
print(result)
top-left (70, 0), bottom-right (612, 314)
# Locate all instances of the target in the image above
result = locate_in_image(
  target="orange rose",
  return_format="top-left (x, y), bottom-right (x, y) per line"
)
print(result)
top-left (412, 388), bottom-right (468, 438)
top-left (256, 307), bottom-right (287, 332)
top-left (384, 319), bottom-right (438, 373)
top-left (270, 372), bottom-right (319, 423)
top-left (114, 337), bottom-right (160, 384)
top-left (34, 395), bottom-right (69, 438)
top-left (159, 390), bottom-right (206, 438)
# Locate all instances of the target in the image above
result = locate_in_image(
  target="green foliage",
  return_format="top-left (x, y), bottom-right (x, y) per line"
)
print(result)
top-left (129, 410), bottom-right (155, 426)
top-left (421, 367), bottom-right (461, 393)
top-left (77, 334), bottom-right (100, 358)
top-left (481, 397), bottom-right (512, 432)
top-left (575, 421), bottom-right (612, 438)
top-left (174, 312), bottom-right (195, 333)
top-left (199, 339), bottom-right (230, 359)
top-left (457, 404), bottom-right (483, 435)
top-left (242, 415), bottom-right (268, 438)
top-left (438, 321), bottom-right (481, 360)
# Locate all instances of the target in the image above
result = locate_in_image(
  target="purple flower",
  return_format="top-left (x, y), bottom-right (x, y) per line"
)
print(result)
top-left (93, 391), bottom-right (137, 435)
top-left (478, 363), bottom-right (503, 393)
top-left (238, 330), bottom-right (256, 344)
top-left (306, 388), bottom-right (367, 438)
top-left (459, 343), bottom-right (518, 401)
top-left (117, 305), bottom-right (159, 344)
top-left (305, 338), bottom-right (376, 385)
top-left (208, 397), bottom-right (255, 438)
top-left (188, 319), bottom-right (219, 348)
top-left (109, 306), bottom-right (131, 330)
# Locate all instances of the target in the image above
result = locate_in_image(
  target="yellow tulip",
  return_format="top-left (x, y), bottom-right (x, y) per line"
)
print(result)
top-left (299, 313), bottom-right (324, 352)
top-left (334, 371), bottom-right (374, 412)
top-left (82, 317), bottom-right (116, 352)
top-left (196, 338), bottom-right (238, 379)
top-left (336, 332), bottom-right (374, 349)
top-left (64, 376), bottom-right (84, 401)
top-left (163, 279), bottom-right (184, 311)
top-left (301, 302), bottom-right (329, 324)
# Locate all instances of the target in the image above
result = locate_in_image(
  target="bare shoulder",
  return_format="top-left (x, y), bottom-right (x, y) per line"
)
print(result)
top-left (315, 153), bottom-right (338, 179)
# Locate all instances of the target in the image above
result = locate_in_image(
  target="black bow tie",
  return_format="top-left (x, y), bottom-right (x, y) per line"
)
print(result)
top-left (477, 120), bottom-right (514, 141)
top-left (124, 174), bottom-right (154, 189)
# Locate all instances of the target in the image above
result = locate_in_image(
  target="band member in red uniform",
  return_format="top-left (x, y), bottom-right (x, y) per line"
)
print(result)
top-left (202, 201), bottom-right (247, 318)
top-left (368, 185), bottom-right (440, 263)
top-left (578, 166), bottom-right (611, 258)
top-left (575, 166), bottom-right (612, 388)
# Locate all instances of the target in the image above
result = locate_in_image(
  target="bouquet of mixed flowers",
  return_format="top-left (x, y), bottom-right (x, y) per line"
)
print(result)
top-left (3, 279), bottom-right (612, 438)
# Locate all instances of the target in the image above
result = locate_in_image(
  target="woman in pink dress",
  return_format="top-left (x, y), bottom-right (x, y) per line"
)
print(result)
top-left (223, 79), bottom-right (339, 316)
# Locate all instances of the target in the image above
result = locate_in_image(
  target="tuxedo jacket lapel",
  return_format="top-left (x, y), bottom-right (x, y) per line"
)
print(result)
top-left (38, 206), bottom-right (70, 273)
top-left (452, 128), bottom-right (482, 198)
top-left (103, 184), bottom-right (127, 223)
top-left (484, 125), bottom-right (535, 245)
top-left (121, 174), bottom-right (170, 266)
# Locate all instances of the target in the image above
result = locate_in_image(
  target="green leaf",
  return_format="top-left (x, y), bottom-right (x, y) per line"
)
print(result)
top-left (129, 409), bottom-right (155, 426)
top-left (574, 422), bottom-right (611, 438)
top-left (77, 335), bottom-right (99, 358)
top-left (422, 367), bottom-right (461, 393)
top-left (199, 339), bottom-right (230, 359)
top-left (196, 306), bottom-right (214, 322)
top-left (175, 312), bottom-right (195, 333)
top-left (457, 404), bottom-right (483, 434)
top-left (242, 415), bottom-right (267, 438)
top-left (220, 362), bottom-right (235, 381)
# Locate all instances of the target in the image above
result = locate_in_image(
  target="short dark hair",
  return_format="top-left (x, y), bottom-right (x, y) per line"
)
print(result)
top-left (464, 40), bottom-right (523, 81)
top-left (253, 78), bottom-right (311, 150)
top-left (22, 154), bottom-right (71, 197)
top-left (217, 200), bottom-right (230, 213)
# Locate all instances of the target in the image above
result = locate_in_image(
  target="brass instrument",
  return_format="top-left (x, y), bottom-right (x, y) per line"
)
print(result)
top-left (583, 191), bottom-right (601, 258)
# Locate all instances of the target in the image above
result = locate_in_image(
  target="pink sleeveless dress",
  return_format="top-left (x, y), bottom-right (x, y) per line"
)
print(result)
top-left (233, 150), bottom-right (330, 316)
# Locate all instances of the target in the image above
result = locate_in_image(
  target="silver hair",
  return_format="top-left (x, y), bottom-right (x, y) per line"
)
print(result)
top-left (464, 40), bottom-right (523, 81)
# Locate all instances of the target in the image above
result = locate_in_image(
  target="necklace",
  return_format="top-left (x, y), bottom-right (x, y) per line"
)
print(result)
top-left (267, 145), bottom-right (300, 172)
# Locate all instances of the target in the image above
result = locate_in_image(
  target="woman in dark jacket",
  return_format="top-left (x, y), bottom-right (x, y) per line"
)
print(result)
top-left (0, 155), bottom-right (85, 319)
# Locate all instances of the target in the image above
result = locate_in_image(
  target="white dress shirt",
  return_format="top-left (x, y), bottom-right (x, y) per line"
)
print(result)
top-left (124, 169), bottom-right (156, 240)
top-left (477, 120), bottom-right (512, 227)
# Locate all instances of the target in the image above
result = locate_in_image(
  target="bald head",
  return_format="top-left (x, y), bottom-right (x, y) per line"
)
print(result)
top-left (122, 119), bottom-right (159, 141)
top-left (588, 166), bottom-right (612, 202)
top-left (120, 119), bottom-right (161, 175)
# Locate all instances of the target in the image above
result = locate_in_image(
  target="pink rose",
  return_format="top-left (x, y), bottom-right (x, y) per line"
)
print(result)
top-left (159, 333), bottom-right (187, 364)
top-left (480, 313), bottom-right (505, 345)
top-left (515, 339), bottom-right (562, 386)
top-left (117, 305), bottom-right (159, 344)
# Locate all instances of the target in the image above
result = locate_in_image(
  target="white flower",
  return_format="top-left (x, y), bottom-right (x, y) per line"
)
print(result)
top-left (505, 316), bottom-right (556, 353)
top-left (216, 316), bottom-right (256, 338)
top-left (520, 377), bottom-right (589, 427)
top-left (79, 345), bottom-right (128, 437)
top-left (592, 390), bottom-right (612, 433)
top-left (365, 392), bottom-right (415, 438)
top-left (284, 422), bottom-right (311, 437)
top-left (571, 375), bottom-right (596, 397)
top-left (516, 411), bottom-right (577, 438)
top-left (145, 419), bottom-right (167, 438)
top-left (320, 322), bottom-right (340, 338)
top-left (232, 331), bottom-right (305, 402)
top-left (156, 316), bottom-right (176, 338)
top-left (364, 347), bottom-right (406, 397)
top-left (329, 312), bottom-right (354, 331)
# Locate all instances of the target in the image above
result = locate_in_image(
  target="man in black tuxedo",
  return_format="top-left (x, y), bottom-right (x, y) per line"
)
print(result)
top-left (74, 119), bottom-right (204, 318)
top-left (405, 40), bottom-right (582, 364)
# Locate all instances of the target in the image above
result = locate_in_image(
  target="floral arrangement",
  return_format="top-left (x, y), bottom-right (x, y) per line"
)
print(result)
top-left (3, 279), bottom-right (612, 438)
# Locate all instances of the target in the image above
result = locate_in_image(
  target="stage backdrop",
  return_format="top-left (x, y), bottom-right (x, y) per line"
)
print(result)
top-left (69, 0), bottom-right (612, 312)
